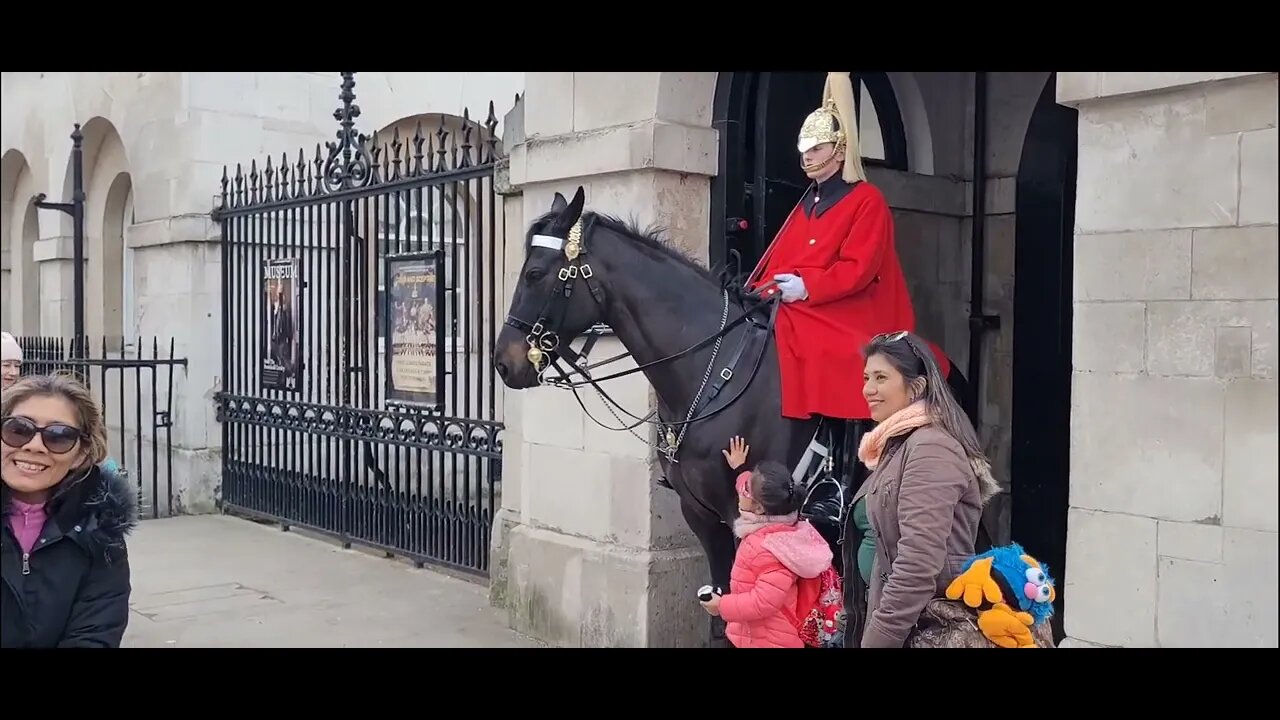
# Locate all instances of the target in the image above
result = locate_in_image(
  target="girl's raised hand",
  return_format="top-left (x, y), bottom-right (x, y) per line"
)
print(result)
top-left (722, 435), bottom-right (749, 470)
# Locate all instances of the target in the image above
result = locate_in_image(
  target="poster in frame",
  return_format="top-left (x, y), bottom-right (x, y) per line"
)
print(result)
top-left (261, 257), bottom-right (303, 393)
top-left (383, 249), bottom-right (445, 410)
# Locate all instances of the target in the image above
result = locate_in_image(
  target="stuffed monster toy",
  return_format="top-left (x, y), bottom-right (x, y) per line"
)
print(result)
top-left (944, 542), bottom-right (1056, 648)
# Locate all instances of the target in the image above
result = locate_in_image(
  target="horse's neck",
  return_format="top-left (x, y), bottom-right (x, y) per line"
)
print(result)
top-left (593, 228), bottom-right (738, 418)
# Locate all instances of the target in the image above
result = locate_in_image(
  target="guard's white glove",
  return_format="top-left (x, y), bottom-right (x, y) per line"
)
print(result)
top-left (773, 273), bottom-right (808, 302)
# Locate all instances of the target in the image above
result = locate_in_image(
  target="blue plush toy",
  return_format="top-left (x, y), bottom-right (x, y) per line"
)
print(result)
top-left (944, 542), bottom-right (1056, 648)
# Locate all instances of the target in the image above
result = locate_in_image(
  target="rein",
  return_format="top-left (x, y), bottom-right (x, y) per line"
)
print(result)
top-left (503, 214), bottom-right (779, 461)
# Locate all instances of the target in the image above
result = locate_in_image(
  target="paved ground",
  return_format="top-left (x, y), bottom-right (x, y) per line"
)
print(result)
top-left (121, 514), bottom-right (542, 648)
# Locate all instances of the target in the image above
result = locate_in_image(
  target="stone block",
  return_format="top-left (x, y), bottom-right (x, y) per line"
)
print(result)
top-left (523, 444), bottom-right (611, 540)
top-left (501, 524), bottom-right (707, 647)
top-left (1157, 519), bottom-right (1223, 563)
top-left (1205, 74), bottom-right (1278, 135)
top-left (1146, 300), bottom-right (1277, 378)
top-left (1240, 128), bottom-right (1278, 226)
top-left (1056, 72), bottom-right (1100, 105)
top-left (1157, 528), bottom-right (1278, 647)
top-left (256, 72), bottom-right (320, 127)
top-left (1073, 302), bottom-right (1146, 373)
top-left (655, 73), bottom-right (718, 127)
top-left (983, 214), bottom-right (1016, 306)
top-left (520, 384), bottom-right (584, 450)
top-left (1097, 72), bottom-right (1265, 99)
top-left (1192, 226), bottom-right (1279, 300)
top-left (1076, 92), bottom-right (1239, 233)
top-left (523, 73), bottom-right (574, 138)
top-left (1073, 230), bottom-right (1192, 301)
top-left (1222, 379), bottom-right (1279, 533)
top-left (1070, 373), bottom-right (1223, 522)
top-left (1064, 508), bottom-right (1157, 647)
top-left (1215, 326), bottom-right (1254, 378)
top-left (188, 72), bottom-right (260, 117)
top-left (572, 73), bottom-right (659, 131)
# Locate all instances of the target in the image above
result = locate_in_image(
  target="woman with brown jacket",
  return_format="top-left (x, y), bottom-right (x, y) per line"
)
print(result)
top-left (841, 331), bottom-right (1000, 648)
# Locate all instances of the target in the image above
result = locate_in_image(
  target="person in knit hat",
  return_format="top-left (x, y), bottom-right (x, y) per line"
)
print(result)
top-left (1, 332), bottom-right (22, 390)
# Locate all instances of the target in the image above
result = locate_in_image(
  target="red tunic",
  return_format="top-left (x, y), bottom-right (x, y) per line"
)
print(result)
top-left (749, 180), bottom-right (948, 421)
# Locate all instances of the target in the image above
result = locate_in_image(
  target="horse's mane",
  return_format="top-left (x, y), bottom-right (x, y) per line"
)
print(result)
top-left (526, 210), bottom-right (720, 284)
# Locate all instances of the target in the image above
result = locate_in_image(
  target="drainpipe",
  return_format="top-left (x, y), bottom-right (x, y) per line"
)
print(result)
top-left (967, 72), bottom-right (999, 425)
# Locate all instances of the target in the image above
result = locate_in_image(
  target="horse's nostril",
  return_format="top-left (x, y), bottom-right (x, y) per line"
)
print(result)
top-left (495, 359), bottom-right (509, 379)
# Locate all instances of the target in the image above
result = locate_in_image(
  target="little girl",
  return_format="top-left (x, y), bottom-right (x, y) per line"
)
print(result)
top-left (700, 436), bottom-right (835, 648)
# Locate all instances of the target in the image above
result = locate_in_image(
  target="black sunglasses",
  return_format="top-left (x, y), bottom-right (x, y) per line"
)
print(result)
top-left (0, 416), bottom-right (85, 455)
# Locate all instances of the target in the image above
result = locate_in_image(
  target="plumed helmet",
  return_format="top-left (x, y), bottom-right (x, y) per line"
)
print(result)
top-left (796, 72), bottom-right (867, 184)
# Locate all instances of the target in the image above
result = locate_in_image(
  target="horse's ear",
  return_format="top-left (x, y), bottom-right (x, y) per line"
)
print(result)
top-left (564, 186), bottom-right (585, 224)
top-left (550, 192), bottom-right (568, 213)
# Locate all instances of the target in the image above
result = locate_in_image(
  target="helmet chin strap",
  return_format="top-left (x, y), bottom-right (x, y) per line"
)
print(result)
top-left (800, 141), bottom-right (846, 175)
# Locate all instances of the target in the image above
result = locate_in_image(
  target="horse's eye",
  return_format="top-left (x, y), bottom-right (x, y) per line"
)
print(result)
top-left (525, 268), bottom-right (545, 283)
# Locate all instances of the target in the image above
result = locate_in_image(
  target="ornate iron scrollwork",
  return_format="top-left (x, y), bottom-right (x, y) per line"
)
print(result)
top-left (322, 71), bottom-right (375, 192)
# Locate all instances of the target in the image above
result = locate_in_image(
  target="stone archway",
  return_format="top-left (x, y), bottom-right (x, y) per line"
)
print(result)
top-left (1, 149), bottom-right (42, 334)
top-left (71, 116), bottom-right (132, 343)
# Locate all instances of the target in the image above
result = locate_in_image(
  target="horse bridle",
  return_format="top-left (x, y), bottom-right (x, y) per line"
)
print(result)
top-left (502, 217), bottom-right (607, 375)
top-left (503, 213), bottom-right (780, 461)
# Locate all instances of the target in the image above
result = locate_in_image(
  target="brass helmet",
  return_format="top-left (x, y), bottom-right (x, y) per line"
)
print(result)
top-left (796, 72), bottom-right (866, 183)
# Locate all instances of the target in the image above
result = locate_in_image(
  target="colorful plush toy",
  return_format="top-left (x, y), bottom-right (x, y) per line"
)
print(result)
top-left (944, 542), bottom-right (1056, 648)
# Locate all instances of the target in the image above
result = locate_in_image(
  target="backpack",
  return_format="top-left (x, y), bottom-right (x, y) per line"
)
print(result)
top-left (796, 565), bottom-right (845, 648)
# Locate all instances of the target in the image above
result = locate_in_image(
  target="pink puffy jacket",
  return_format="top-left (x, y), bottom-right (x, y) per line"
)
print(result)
top-left (718, 515), bottom-right (833, 648)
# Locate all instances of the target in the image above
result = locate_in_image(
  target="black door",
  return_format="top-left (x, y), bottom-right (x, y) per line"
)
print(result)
top-left (1011, 74), bottom-right (1077, 643)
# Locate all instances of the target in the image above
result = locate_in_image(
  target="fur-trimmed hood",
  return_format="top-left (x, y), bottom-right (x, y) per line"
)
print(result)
top-left (2, 461), bottom-right (137, 561)
top-left (732, 512), bottom-right (832, 579)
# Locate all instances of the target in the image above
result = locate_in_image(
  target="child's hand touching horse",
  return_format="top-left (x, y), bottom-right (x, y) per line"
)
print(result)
top-left (722, 436), bottom-right (750, 470)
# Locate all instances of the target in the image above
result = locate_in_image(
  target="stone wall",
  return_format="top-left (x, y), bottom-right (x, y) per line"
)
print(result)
top-left (1059, 71), bottom-right (1277, 648)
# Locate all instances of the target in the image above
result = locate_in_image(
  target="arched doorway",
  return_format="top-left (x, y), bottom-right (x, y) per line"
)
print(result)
top-left (709, 72), bottom-right (909, 274)
top-left (1011, 73), bottom-right (1077, 643)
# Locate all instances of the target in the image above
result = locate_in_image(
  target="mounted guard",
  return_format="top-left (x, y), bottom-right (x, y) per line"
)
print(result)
top-left (745, 72), bottom-right (961, 546)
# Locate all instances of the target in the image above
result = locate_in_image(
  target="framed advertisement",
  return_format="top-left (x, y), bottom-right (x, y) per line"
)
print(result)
top-left (383, 249), bottom-right (445, 410)
top-left (262, 257), bottom-right (303, 393)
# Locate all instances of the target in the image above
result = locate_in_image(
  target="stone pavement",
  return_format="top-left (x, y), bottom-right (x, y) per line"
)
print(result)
top-left (122, 514), bottom-right (543, 648)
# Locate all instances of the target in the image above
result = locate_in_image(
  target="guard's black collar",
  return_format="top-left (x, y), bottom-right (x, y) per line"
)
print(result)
top-left (800, 173), bottom-right (860, 218)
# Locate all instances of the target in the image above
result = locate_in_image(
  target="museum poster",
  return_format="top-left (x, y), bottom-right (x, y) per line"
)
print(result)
top-left (385, 250), bottom-right (444, 409)
top-left (262, 257), bottom-right (302, 393)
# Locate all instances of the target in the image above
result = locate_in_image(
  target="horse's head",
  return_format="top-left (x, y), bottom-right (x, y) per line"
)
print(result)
top-left (494, 186), bottom-right (608, 389)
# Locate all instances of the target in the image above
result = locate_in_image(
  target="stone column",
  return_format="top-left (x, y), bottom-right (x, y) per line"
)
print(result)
top-left (31, 235), bottom-right (79, 336)
top-left (1059, 72), bottom-right (1277, 648)
top-left (489, 73), bottom-right (720, 647)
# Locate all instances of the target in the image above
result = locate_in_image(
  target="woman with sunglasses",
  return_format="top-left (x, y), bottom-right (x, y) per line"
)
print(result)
top-left (840, 331), bottom-right (999, 648)
top-left (1, 372), bottom-right (136, 648)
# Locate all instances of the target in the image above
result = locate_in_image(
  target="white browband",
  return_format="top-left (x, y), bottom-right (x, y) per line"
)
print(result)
top-left (531, 234), bottom-right (564, 251)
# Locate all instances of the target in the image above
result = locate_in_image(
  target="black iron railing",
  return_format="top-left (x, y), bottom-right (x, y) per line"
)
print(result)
top-left (211, 72), bottom-right (506, 577)
top-left (14, 336), bottom-right (188, 520)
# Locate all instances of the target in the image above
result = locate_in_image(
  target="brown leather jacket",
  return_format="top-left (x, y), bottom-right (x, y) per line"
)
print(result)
top-left (841, 425), bottom-right (984, 648)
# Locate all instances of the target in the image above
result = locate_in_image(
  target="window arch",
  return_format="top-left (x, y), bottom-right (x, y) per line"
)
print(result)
top-left (850, 72), bottom-right (909, 172)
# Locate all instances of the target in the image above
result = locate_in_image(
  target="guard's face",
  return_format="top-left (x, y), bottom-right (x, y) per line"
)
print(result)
top-left (801, 142), bottom-right (844, 180)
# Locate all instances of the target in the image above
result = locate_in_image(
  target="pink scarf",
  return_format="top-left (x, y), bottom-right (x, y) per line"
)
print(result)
top-left (857, 401), bottom-right (931, 470)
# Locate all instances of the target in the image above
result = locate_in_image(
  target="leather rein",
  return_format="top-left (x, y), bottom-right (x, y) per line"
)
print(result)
top-left (502, 214), bottom-right (780, 462)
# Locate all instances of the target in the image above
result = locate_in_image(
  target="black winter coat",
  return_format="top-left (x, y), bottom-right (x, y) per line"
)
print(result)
top-left (1, 463), bottom-right (137, 648)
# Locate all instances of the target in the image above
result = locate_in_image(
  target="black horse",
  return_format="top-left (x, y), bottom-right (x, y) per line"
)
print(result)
top-left (493, 187), bottom-right (972, 645)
